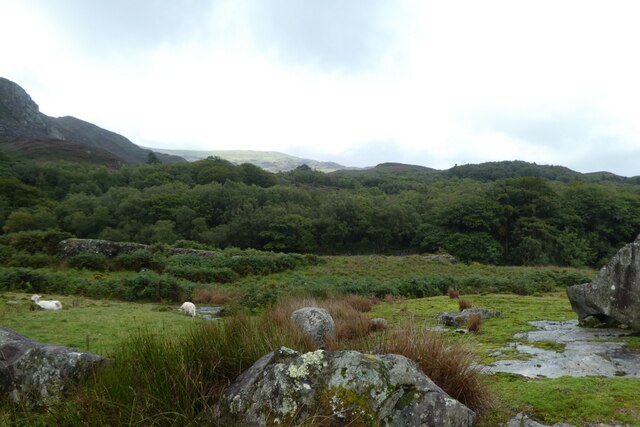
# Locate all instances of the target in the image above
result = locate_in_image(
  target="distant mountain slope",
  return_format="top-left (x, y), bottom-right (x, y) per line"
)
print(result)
top-left (148, 148), bottom-right (351, 172)
top-left (0, 77), bottom-right (183, 166)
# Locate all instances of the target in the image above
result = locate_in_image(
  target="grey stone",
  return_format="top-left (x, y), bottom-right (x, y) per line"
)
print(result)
top-left (436, 308), bottom-right (502, 326)
top-left (369, 317), bottom-right (388, 331)
top-left (424, 253), bottom-right (459, 264)
top-left (290, 307), bottom-right (336, 349)
top-left (507, 412), bottom-right (574, 427)
top-left (0, 326), bottom-right (107, 408)
top-left (57, 238), bottom-right (217, 259)
top-left (218, 347), bottom-right (475, 426)
top-left (566, 234), bottom-right (640, 330)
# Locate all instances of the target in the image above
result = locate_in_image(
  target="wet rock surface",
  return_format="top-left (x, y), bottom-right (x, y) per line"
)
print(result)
top-left (487, 320), bottom-right (640, 378)
top-left (196, 306), bottom-right (223, 320)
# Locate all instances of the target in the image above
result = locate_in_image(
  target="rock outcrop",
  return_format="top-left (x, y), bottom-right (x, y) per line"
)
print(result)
top-left (436, 308), bottom-right (502, 327)
top-left (0, 326), bottom-right (107, 408)
top-left (218, 346), bottom-right (475, 426)
top-left (567, 234), bottom-right (640, 330)
top-left (57, 238), bottom-right (217, 259)
top-left (290, 307), bottom-right (336, 349)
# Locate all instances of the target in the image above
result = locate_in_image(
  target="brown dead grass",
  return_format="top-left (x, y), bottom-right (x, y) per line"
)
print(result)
top-left (467, 313), bottom-right (482, 333)
top-left (192, 288), bottom-right (243, 305)
top-left (448, 287), bottom-right (460, 299)
top-left (374, 321), bottom-right (493, 414)
top-left (458, 298), bottom-right (473, 311)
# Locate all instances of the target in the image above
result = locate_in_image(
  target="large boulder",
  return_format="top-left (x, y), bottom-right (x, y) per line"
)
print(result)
top-left (0, 326), bottom-right (107, 408)
top-left (290, 307), bottom-right (336, 349)
top-left (567, 234), bottom-right (640, 329)
top-left (218, 346), bottom-right (475, 426)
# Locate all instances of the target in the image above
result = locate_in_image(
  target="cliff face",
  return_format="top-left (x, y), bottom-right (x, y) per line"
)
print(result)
top-left (0, 77), bottom-right (183, 164)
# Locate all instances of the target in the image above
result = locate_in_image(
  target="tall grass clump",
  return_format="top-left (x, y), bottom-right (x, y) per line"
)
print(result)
top-left (448, 287), bottom-right (460, 299)
top-left (55, 312), bottom-right (310, 426)
top-left (458, 298), bottom-right (473, 311)
top-left (370, 321), bottom-right (493, 414)
top-left (467, 313), bottom-right (482, 333)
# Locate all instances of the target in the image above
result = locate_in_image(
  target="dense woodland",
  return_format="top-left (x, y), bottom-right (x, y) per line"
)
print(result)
top-left (1, 148), bottom-right (639, 267)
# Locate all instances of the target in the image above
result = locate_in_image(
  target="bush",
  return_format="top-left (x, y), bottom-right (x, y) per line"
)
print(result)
top-left (113, 250), bottom-right (163, 272)
top-left (6, 252), bottom-right (55, 268)
top-left (67, 253), bottom-right (110, 271)
top-left (0, 267), bottom-right (70, 293)
top-left (0, 230), bottom-right (74, 254)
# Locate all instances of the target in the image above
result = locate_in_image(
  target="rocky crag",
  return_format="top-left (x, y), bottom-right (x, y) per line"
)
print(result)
top-left (0, 77), bottom-right (182, 164)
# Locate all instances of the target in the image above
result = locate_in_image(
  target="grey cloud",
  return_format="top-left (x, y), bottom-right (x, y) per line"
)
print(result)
top-left (463, 108), bottom-right (605, 149)
top-left (32, 0), bottom-right (214, 55)
top-left (245, 0), bottom-right (401, 73)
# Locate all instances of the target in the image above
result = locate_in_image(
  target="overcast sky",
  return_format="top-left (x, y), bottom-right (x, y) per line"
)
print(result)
top-left (2, 1), bottom-right (640, 176)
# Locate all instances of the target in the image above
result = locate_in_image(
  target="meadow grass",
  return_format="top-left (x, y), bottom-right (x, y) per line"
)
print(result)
top-left (0, 292), bottom-right (200, 356)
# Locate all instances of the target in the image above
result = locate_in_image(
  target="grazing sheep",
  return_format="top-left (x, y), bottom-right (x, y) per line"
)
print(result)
top-left (31, 294), bottom-right (63, 310)
top-left (179, 301), bottom-right (196, 317)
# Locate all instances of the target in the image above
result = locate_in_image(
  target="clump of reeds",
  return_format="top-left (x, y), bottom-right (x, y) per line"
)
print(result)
top-left (466, 313), bottom-right (482, 333)
top-left (458, 298), bottom-right (473, 311)
top-left (447, 287), bottom-right (460, 299)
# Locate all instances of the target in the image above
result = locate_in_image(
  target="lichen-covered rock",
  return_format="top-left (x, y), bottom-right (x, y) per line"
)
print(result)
top-left (290, 307), bottom-right (336, 349)
top-left (218, 347), bottom-right (475, 426)
top-left (57, 238), bottom-right (217, 259)
top-left (436, 308), bottom-right (502, 327)
top-left (0, 326), bottom-right (107, 408)
top-left (567, 234), bottom-right (640, 330)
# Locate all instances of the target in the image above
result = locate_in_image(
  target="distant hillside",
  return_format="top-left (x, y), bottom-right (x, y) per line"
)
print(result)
top-left (0, 77), bottom-right (183, 166)
top-left (147, 148), bottom-right (351, 173)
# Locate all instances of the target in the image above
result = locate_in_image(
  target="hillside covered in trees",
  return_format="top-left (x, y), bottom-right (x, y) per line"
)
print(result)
top-left (1, 148), bottom-right (639, 268)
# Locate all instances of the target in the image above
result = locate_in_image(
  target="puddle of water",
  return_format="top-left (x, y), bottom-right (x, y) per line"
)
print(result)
top-left (196, 306), bottom-right (223, 321)
top-left (486, 320), bottom-right (640, 378)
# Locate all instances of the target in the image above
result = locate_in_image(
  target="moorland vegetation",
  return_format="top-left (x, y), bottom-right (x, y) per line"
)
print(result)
top-left (2, 149), bottom-right (640, 425)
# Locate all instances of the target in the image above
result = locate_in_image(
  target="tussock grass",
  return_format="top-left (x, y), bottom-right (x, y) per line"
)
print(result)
top-left (467, 313), bottom-right (482, 333)
top-left (370, 321), bottom-right (493, 414)
top-left (458, 298), bottom-right (473, 311)
top-left (448, 287), bottom-right (460, 299)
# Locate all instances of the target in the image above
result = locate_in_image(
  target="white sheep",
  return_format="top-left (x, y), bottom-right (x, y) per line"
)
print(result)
top-left (31, 294), bottom-right (63, 310)
top-left (178, 301), bottom-right (196, 317)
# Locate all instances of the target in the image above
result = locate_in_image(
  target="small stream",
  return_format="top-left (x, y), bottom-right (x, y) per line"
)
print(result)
top-left (486, 320), bottom-right (640, 378)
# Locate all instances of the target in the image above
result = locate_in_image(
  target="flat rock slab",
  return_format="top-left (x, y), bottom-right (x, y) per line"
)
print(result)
top-left (487, 320), bottom-right (640, 378)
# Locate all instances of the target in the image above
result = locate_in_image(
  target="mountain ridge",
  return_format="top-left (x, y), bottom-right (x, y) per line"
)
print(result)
top-left (0, 77), bottom-right (183, 166)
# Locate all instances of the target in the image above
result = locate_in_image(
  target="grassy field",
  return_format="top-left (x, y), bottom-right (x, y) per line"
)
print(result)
top-left (2, 257), bottom-right (639, 426)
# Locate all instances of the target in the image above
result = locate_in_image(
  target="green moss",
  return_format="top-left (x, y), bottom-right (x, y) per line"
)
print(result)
top-left (529, 340), bottom-right (566, 353)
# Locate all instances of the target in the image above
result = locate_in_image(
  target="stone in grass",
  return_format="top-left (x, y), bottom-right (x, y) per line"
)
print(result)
top-left (0, 326), bottom-right (107, 408)
top-left (290, 307), bottom-right (335, 349)
top-left (436, 308), bottom-right (502, 327)
top-left (218, 346), bottom-right (475, 426)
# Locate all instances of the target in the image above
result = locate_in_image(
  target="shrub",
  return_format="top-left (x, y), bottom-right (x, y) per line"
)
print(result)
top-left (6, 252), bottom-right (55, 268)
top-left (0, 230), bottom-right (74, 254)
top-left (67, 253), bottom-right (110, 271)
top-left (113, 250), bottom-right (163, 272)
